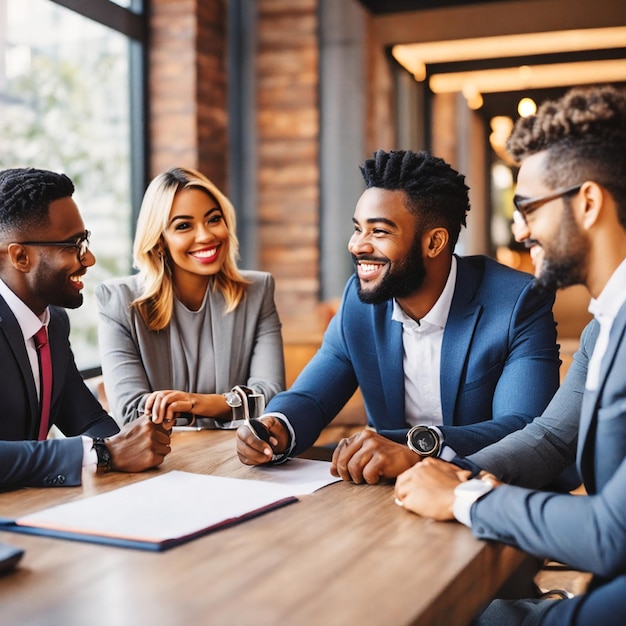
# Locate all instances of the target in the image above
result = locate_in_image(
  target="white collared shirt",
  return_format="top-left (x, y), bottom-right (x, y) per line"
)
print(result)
top-left (392, 255), bottom-right (457, 427)
top-left (586, 257), bottom-right (626, 391)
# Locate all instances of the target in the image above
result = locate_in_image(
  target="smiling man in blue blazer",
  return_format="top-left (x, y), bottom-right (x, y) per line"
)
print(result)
top-left (395, 85), bottom-right (626, 625)
top-left (237, 149), bottom-right (560, 482)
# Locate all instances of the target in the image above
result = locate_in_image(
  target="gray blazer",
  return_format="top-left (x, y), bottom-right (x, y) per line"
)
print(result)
top-left (472, 304), bottom-right (626, 578)
top-left (467, 320), bottom-right (599, 488)
top-left (96, 270), bottom-right (285, 425)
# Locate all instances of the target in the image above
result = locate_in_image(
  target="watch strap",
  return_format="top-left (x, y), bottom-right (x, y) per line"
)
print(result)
top-left (91, 438), bottom-right (112, 474)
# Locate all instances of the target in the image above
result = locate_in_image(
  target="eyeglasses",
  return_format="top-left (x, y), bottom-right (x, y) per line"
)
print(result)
top-left (513, 184), bottom-right (582, 225)
top-left (17, 230), bottom-right (91, 262)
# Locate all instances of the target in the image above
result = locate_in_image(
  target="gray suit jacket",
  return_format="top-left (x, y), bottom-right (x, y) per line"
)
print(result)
top-left (466, 320), bottom-right (599, 488)
top-left (472, 303), bottom-right (626, 579)
top-left (96, 270), bottom-right (285, 425)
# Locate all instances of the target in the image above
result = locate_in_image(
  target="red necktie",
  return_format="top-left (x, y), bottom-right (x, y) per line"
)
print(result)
top-left (34, 326), bottom-right (52, 441)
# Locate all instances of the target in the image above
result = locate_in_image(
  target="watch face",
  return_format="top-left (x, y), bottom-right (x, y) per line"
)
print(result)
top-left (224, 392), bottom-right (242, 408)
top-left (413, 430), bottom-right (437, 454)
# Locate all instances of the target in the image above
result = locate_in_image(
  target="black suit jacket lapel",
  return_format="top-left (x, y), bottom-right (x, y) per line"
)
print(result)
top-left (0, 295), bottom-right (40, 437)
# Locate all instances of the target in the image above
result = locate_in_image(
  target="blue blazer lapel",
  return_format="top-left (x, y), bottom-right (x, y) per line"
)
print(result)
top-left (440, 257), bottom-right (482, 424)
top-left (374, 301), bottom-right (405, 421)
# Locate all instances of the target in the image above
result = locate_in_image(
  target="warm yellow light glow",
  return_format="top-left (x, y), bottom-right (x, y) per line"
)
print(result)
top-left (518, 97), bottom-right (537, 117)
top-left (391, 27), bottom-right (626, 68)
top-left (492, 162), bottom-right (514, 189)
top-left (489, 116), bottom-right (515, 163)
top-left (392, 49), bottom-right (427, 81)
top-left (429, 59), bottom-right (626, 94)
top-left (462, 83), bottom-right (483, 110)
top-left (392, 27), bottom-right (626, 96)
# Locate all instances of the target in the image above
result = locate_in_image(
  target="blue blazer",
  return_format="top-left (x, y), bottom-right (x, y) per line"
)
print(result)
top-left (472, 303), bottom-right (626, 624)
top-left (0, 295), bottom-right (119, 488)
top-left (267, 255), bottom-right (560, 456)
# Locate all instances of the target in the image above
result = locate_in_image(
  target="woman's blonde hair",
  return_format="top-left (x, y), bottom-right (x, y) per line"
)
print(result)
top-left (132, 167), bottom-right (249, 330)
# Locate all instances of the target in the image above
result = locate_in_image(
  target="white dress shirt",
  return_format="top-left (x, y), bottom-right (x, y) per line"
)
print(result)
top-left (392, 256), bottom-right (457, 427)
top-left (586, 257), bottom-right (626, 391)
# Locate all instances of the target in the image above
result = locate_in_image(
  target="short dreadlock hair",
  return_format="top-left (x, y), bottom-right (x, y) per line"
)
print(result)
top-left (359, 149), bottom-right (470, 249)
top-left (506, 84), bottom-right (626, 228)
top-left (0, 167), bottom-right (75, 239)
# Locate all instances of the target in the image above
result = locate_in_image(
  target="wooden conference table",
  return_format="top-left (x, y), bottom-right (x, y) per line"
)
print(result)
top-left (0, 430), bottom-right (535, 626)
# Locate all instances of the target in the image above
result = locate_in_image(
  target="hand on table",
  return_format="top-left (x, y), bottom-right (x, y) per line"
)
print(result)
top-left (330, 429), bottom-right (421, 484)
top-left (236, 416), bottom-right (289, 465)
top-left (394, 458), bottom-right (472, 521)
top-left (106, 414), bottom-right (172, 472)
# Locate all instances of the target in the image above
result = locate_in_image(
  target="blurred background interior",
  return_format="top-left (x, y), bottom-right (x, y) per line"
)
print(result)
top-left (1, 0), bottom-right (623, 400)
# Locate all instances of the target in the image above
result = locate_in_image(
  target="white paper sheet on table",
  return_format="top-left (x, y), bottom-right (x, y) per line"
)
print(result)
top-left (0, 463), bottom-right (341, 551)
top-left (243, 457), bottom-right (341, 494)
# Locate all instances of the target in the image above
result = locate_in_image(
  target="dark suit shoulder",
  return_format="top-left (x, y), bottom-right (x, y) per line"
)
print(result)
top-left (459, 254), bottom-right (534, 285)
top-left (49, 306), bottom-right (71, 335)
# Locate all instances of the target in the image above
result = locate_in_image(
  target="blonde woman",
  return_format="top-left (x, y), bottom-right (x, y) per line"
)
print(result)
top-left (96, 167), bottom-right (285, 428)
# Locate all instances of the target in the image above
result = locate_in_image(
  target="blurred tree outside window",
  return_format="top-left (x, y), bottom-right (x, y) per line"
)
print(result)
top-left (0, 0), bottom-right (138, 370)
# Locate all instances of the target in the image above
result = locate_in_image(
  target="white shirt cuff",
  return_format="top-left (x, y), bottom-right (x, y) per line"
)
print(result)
top-left (82, 436), bottom-right (98, 468)
top-left (452, 478), bottom-right (494, 527)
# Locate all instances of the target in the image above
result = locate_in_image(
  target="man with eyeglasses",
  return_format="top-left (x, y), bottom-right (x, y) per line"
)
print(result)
top-left (0, 167), bottom-right (171, 490)
top-left (394, 84), bottom-right (626, 624)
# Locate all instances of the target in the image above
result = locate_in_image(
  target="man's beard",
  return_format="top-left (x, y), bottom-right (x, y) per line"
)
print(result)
top-left (33, 258), bottom-right (84, 310)
top-left (354, 236), bottom-right (427, 305)
top-left (535, 203), bottom-right (589, 293)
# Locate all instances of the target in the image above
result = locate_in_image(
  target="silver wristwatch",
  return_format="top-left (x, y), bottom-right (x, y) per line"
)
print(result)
top-left (223, 391), bottom-right (243, 409)
top-left (406, 425), bottom-right (443, 457)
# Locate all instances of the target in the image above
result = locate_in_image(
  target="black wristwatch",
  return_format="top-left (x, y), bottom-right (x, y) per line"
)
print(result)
top-left (406, 425), bottom-right (442, 458)
top-left (92, 438), bottom-right (112, 474)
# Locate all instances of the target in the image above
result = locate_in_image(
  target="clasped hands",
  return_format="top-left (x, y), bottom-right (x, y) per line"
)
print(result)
top-left (106, 414), bottom-right (172, 473)
top-left (142, 389), bottom-right (198, 428)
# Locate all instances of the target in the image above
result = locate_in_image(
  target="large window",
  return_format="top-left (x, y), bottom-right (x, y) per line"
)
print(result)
top-left (0, 0), bottom-right (145, 370)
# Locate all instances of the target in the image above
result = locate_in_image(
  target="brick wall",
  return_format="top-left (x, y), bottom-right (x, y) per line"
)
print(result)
top-left (149, 0), bottom-right (229, 190)
top-left (149, 0), bottom-right (323, 337)
top-left (256, 0), bottom-right (321, 335)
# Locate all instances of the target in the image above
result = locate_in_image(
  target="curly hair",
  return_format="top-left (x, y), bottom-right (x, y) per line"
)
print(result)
top-left (359, 149), bottom-right (470, 248)
top-left (506, 85), bottom-right (626, 226)
top-left (132, 167), bottom-right (249, 331)
top-left (0, 167), bottom-right (74, 238)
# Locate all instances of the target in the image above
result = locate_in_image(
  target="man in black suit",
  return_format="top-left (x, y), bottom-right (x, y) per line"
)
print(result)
top-left (0, 167), bottom-right (171, 490)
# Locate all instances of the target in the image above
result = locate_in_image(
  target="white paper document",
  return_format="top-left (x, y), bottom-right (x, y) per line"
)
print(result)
top-left (244, 458), bottom-right (341, 494)
top-left (15, 471), bottom-right (299, 546)
top-left (5, 461), bottom-right (340, 550)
